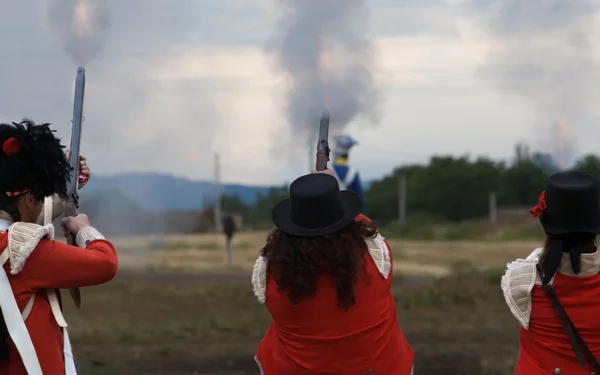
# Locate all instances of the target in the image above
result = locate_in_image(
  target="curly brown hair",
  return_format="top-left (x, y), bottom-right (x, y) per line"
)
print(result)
top-left (261, 219), bottom-right (379, 310)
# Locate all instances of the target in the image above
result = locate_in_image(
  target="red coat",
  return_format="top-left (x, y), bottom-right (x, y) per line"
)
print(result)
top-left (0, 232), bottom-right (118, 375)
top-left (254, 234), bottom-right (413, 375)
top-left (515, 272), bottom-right (600, 374)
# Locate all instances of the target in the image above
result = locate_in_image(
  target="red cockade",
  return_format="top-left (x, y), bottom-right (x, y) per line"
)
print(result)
top-left (530, 191), bottom-right (547, 218)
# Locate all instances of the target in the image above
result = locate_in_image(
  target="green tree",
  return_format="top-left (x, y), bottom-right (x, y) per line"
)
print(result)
top-left (221, 194), bottom-right (249, 217)
top-left (574, 155), bottom-right (600, 178)
top-left (245, 186), bottom-right (288, 227)
top-left (411, 156), bottom-right (501, 221)
top-left (364, 165), bottom-right (424, 224)
top-left (365, 156), bottom-right (502, 223)
top-left (216, 142), bottom-right (578, 226)
top-left (497, 143), bottom-right (547, 207)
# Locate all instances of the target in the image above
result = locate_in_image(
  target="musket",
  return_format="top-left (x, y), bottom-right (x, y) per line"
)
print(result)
top-left (64, 66), bottom-right (86, 309)
top-left (315, 108), bottom-right (331, 171)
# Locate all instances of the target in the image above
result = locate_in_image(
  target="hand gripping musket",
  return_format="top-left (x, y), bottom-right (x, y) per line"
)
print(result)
top-left (64, 66), bottom-right (86, 308)
top-left (315, 109), bottom-right (331, 171)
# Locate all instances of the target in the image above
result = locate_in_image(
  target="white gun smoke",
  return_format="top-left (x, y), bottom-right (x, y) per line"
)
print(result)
top-left (47, 0), bottom-right (110, 67)
top-left (468, 0), bottom-right (598, 169)
top-left (273, 0), bottom-right (381, 152)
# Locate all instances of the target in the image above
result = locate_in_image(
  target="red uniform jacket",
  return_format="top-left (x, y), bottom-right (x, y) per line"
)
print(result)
top-left (515, 271), bottom-right (600, 374)
top-left (254, 227), bottom-right (414, 375)
top-left (0, 231), bottom-right (118, 375)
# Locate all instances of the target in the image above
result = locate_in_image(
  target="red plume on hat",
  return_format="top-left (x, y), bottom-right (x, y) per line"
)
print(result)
top-left (530, 191), bottom-right (547, 218)
top-left (2, 137), bottom-right (21, 156)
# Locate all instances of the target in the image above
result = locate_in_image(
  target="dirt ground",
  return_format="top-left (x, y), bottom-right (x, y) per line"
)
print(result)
top-left (63, 267), bottom-right (520, 375)
top-left (112, 231), bottom-right (540, 277)
top-left (61, 232), bottom-right (533, 374)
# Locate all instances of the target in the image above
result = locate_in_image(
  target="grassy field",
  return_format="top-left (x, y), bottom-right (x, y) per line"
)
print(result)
top-left (113, 230), bottom-right (541, 276)
top-left (60, 231), bottom-right (539, 375)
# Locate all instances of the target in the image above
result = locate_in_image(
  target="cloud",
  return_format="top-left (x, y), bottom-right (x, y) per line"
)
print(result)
top-left (2, 0), bottom-right (599, 186)
top-left (465, 0), bottom-right (600, 168)
top-left (370, 0), bottom-right (461, 37)
top-left (0, 0), bottom-right (273, 182)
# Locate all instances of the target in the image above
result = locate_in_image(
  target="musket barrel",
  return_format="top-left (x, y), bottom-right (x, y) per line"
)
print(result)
top-left (66, 66), bottom-right (87, 309)
top-left (315, 108), bottom-right (331, 171)
top-left (68, 67), bottom-right (86, 191)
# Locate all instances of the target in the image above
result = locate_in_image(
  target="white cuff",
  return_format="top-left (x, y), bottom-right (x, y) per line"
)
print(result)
top-left (75, 227), bottom-right (105, 248)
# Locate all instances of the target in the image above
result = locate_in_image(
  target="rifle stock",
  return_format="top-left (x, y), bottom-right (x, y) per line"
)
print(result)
top-left (315, 109), bottom-right (330, 171)
top-left (65, 66), bottom-right (86, 309)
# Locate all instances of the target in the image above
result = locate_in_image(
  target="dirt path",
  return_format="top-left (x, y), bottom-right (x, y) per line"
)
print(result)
top-left (119, 270), bottom-right (437, 286)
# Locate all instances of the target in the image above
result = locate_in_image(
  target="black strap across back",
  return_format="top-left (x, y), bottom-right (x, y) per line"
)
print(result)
top-left (534, 263), bottom-right (600, 372)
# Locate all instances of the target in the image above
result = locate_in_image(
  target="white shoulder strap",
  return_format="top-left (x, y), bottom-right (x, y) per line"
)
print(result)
top-left (43, 196), bottom-right (53, 227)
top-left (47, 289), bottom-right (68, 328)
top-left (42, 196), bottom-right (76, 373)
top-left (63, 327), bottom-right (77, 375)
top-left (21, 295), bottom-right (35, 321)
top-left (41, 196), bottom-right (68, 326)
top-left (0, 249), bottom-right (43, 374)
top-left (343, 167), bottom-right (357, 187)
top-left (334, 170), bottom-right (346, 190)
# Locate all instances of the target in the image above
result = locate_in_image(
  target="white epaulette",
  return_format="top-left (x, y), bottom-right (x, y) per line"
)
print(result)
top-left (364, 234), bottom-right (392, 279)
top-left (7, 222), bottom-right (55, 275)
top-left (4, 222), bottom-right (68, 328)
top-left (500, 248), bottom-right (552, 329)
top-left (251, 233), bottom-right (392, 304)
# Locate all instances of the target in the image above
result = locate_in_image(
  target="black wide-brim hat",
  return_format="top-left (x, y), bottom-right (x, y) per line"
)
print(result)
top-left (272, 173), bottom-right (363, 237)
top-left (536, 170), bottom-right (600, 234)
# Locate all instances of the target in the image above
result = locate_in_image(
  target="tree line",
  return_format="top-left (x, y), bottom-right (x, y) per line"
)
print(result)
top-left (221, 143), bottom-right (600, 226)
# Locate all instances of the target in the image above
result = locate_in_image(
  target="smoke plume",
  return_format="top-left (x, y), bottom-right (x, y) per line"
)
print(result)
top-left (468, 0), bottom-right (598, 168)
top-left (273, 0), bottom-right (381, 149)
top-left (47, 0), bottom-right (110, 67)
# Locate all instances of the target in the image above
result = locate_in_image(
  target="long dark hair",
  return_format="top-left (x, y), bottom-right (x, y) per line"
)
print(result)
top-left (260, 219), bottom-right (378, 310)
top-left (538, 232), bottom-right (597, 285)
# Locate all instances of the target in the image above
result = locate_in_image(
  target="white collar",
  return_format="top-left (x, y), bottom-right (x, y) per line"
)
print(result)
top-left (559, 251), bottom-right (600, 276)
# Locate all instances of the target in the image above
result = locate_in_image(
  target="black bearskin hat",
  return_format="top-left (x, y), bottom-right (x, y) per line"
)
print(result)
top-left (0, 120), bottom-right (71, 201)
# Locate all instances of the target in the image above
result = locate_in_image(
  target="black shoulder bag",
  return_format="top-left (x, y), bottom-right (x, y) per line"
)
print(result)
top-left (535, 263), bottom-right (600, 372)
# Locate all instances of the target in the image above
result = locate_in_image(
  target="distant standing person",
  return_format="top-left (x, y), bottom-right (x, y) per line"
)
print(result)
top-left (502, 170), bottom-right (600, 374)
top-left (332, 135), bottom-right (365, 205)
top-left (0, 120), bottom-right (119, 375)
top-left (251, 171), bottom-right (413, 374)
top-left (222, 214), bottom-right (236, 269)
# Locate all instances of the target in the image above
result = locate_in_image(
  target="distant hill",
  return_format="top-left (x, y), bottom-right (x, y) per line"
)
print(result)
top-left (80, 172), bottom-right (375, 213)
top-left (82, 173), bottom-right (275, 212)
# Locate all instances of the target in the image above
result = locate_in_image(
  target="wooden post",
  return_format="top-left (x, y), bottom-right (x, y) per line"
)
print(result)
top-left (489, 191), bottom-right (497, 225)
top-left (399, 175), bottom-right (407, 226)
top-left (214, 153), bottom-right (222, 233)
top-left (225, 238), bottom-right (233, 270)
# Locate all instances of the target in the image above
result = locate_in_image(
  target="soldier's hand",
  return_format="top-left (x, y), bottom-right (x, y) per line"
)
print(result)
top-left (312, 168), bottom-right (335, 177)
top-left (65, 149), bottom-right (91, 188)
top-left (61, 214), bottom-right (91, 237)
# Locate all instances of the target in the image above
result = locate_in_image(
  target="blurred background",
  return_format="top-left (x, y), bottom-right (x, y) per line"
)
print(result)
top-left (3, 0), bottom-right (600, 374)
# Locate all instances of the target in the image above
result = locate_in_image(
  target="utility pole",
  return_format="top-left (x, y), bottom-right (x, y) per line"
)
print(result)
top-left (398, 175), bottom-right (407, 226)
top-left (489, 191), bottom-right (497, 225)
top-left (214, 153), bottom-right (222, 233)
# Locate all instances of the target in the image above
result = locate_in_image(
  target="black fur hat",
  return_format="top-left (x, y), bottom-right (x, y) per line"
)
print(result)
top-left (0, 119), bottom-right (71, 201)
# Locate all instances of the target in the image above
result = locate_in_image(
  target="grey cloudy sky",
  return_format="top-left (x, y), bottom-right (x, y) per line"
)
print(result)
top-left (1, 0), bottom-right (600, 185)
